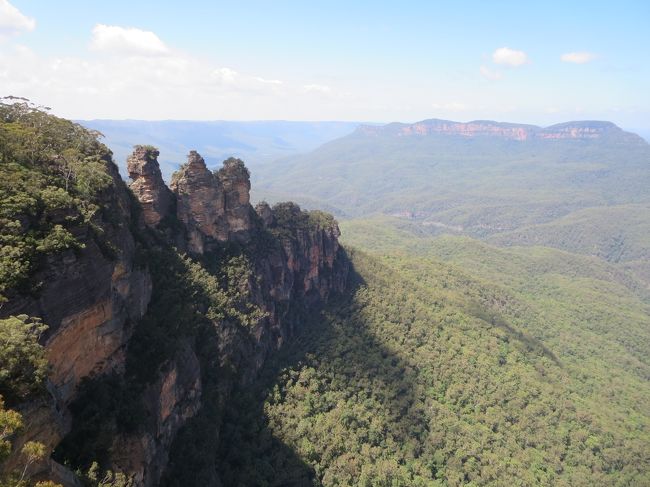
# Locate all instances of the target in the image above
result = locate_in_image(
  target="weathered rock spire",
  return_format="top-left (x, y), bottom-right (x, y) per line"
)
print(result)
top-left (169, 150), bottom-right (226, 253)
top-left (217, 157), bottom-right (255, 240)
top-left (127, 146), bottom-right (172, 227)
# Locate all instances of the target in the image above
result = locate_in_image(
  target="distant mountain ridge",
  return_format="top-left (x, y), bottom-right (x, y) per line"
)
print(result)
top-left (357, 118), bottom-right (645, 143)
top-left (252, 116), bottom-right (650, 267)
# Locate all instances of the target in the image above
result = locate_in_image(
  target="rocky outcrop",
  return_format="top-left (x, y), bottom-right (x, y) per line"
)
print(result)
top-left (237, 202), bottom-right (347, 371)
top-left (261, 202), bottom-right (345, 300)
top-left (255, 201), bottom-right (275, 227)
top-left (127, 146), bottom-right (173, 227)
top-left (2, 158), bottom-right (151, 405)
top-left (537, 121), bottom-right (641, 141)
top-left (3, 143), bottom-right (348, 487)
top-left (170, 151), bottom-right (227, 253)
top-left (216, 157), bottom-right (256, 242)
top-left (169, 152), bottom-right (258, 252)
top-left (122, 153), bottom-right (347, 485)
top-left (398, 120), bottom-right (534, 140)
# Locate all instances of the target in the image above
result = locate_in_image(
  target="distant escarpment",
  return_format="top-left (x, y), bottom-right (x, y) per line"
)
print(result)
top-left (1, 105), bottom-right (348, 487)
top-left (358, 118), bottom-right (645, 142)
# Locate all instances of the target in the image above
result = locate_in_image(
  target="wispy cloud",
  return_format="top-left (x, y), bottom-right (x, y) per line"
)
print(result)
top-left (210, 67), bottom-right (284, 92)
top-left (90, 24), bottom-right (169, 56)
top-left (492, 47), bottom-right (529, 67)
top-left (480, 65), bottom-right (502, 80)
top-left (254, 76), bottom-right (282, 85)
top-left (0, 23), bottom-right (348, 118)
top-left (302, 84), bottom-right (332, 95)
top-left (561, 52), bottom-right (596, 64)
top-left (0, 0), bottom-right (35, 38)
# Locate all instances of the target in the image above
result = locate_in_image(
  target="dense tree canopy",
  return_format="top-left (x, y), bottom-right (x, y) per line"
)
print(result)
top-left (215, 245), bottom-right (650, 486)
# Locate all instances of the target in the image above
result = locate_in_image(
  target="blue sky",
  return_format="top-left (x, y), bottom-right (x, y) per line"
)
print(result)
top-left (2, 0), bottom-right (649, 131)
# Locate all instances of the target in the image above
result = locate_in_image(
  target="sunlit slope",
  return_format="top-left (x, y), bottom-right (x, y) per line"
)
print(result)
top-left (488, 204), bottom-right (650, 262)
top-left (217, 237), bottom-right (650, 486)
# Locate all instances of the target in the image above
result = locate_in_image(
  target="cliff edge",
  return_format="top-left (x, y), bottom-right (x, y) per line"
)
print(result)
top-left (0, 104), bottom-right (349, 487)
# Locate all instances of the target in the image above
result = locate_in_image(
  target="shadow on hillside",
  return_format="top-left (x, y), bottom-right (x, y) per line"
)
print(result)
top-left (206, 262), bottom-right (428, 486)
top-left (464, 302), bottom-right (561, 366)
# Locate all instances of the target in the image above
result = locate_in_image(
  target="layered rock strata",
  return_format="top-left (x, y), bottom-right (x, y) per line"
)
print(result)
top-left (1, 157), bottom-right (152, 481)
top-left (2, 146), bottom-right (348, 487)
top-left (359, 119), bottom-right (645, 142)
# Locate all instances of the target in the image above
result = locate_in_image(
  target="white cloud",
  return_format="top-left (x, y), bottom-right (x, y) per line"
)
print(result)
top-left (480, 65), bottom-right (502, 80)
top-left (0, 0), bottom-right (35, 38)
top-left (209, 68), bottom-right (283, 93)
top-left (90, 24), bottom-right (169, 56)
top-left (302, 84), bottom-right (332, 94)
top-left (254, 76), bottom-right (282, 85)
top-left (212, 67), bottom-right (239, 85)
top-left (492, 47), bottom-right (528, 67)
top-left (561, 52), bottom-right (596, 64)
top-left (0, 24), bottom-right (354, 119)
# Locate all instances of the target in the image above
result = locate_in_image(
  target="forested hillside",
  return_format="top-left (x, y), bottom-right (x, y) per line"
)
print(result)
top-left (252, 120), bottom-right (650, 267)
top-left (214, 243), bottom-right (650, 486)
top-left (218, 120), bottom-right (650, 485)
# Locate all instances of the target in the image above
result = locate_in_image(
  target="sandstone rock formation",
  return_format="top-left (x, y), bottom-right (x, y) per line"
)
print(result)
top-left (109, 341), bottom-right (202, 486)
top-left (255, 201), bottom-right (275, 227)
top-left (1, 145), bottom-right (349, 487)
top-left (169, 152), bottom-right (258, 251)
top-left (216, 157), bottom-right (256, 241)
top-left (127, 146), bottom-right (173, 227)
top-left (170, 151), bottom-right (226, 253)
top-left (0, 157), bottom-right (152, 481)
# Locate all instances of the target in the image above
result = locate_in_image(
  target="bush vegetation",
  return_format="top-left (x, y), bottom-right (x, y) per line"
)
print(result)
top-left (0, 98), bottom-right (113, 302)
top-left (0, 315), bottom-right (61, 487)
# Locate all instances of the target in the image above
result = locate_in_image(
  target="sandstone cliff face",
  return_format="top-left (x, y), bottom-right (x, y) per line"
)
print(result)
top-left (117, 152), bottom-right (348, 485)
top-left (261, 203), bottom-right (345, 300)
top-left (2, 159), bottom-right (151, 404)
top-left (398, 120), bottom-right (534, 140)
top-left (1, 158), bottom-right (152, 480)
top-left (127, 146), bottom-right (173, 227)
top-left (1, 145), bottom-right (348, 486)
top-left (234, 202), bottom-right (347, 373)
top-left (2, 138), bottom-right (347, 486)
top-left (110, 342), bottom-right (202, 486)
top-left (359, 119), bottom-right (644, 142)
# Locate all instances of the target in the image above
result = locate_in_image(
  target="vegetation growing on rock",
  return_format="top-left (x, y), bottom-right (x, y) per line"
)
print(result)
top-left (0, 98), bottom-right (113, 302)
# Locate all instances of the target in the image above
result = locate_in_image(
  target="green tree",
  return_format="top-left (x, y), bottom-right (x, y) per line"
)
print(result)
top-left (0, 316), bottom-right (48, 405)
top-left (0, 396), bottom-right (23, 463)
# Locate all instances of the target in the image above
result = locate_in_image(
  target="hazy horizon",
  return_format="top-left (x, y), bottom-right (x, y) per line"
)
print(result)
top-left (2, 0), bottom-right (649, 131)
top-left (76, 117), bottom-right (650, 149)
